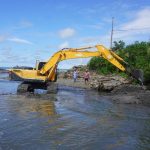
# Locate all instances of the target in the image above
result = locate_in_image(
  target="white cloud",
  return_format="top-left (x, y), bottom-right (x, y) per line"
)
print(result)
top-left (8, 37), bottom-right (33, 45)
top-left (58, 58), bottom-right (89, 69)
top-left (58, 41), bottom-right (69, 49)
top-left (59, 28), bottom-right (75, 38)
top-left (122, 7), bottom-right (150, 29)
top-left (20, 20), bottom-right (33, 28)
top-left (0, 47), bottom-right (33, 66)
top-left (0, 34), bottom-right (33, 45)
top-left (0, 34), bottom-right (8, 42)
top-left (12, 20), bottom-right (33, 30)
top-left (85, 23), bottom-right (103, 29)
top-left (79, 35), bottom-right (110, 48)
top-left (114, 7), bottom-right (150, 40)
top-left (79, 7), bottom-right (150, 48)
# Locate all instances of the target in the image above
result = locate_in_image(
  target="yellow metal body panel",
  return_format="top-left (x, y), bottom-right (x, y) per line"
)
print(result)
top-left (10, 69), bottom-right (47, 82)
top-left (96, 45), bottom-right (126, 71)
top-left (10, 45), bottom-right (127, 83)
top-left (40, 45), bottom-right (126, 75)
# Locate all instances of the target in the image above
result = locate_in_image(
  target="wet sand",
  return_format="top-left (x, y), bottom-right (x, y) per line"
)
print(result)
top-left (57, 78), bottom-right (91, 89)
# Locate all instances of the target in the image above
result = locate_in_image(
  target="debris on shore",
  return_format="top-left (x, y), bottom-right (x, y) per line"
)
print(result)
top-left (58, 65), bottom-right (132, 92)
top-left (58, 65), bottom-right (150, 105)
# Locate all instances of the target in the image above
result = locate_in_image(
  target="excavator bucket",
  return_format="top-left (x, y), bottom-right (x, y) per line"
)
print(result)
top-left (125, 66), bottom-right (144, 85)
top-left (131, 69), bottom-right (144, 85)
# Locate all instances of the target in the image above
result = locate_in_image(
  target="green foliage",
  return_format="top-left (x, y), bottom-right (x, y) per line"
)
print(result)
top-left (88, 57), bottom-right (117, 74)
top-left (119, 41), bottom-right (150, 82)
top-left (112, 40), bottom-right (125, 51)
top-left (88, 41), bottom-right (150, 83)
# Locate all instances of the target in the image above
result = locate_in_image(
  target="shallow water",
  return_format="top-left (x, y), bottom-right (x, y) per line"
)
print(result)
top-left (0, 73), bottom-right (150, 150)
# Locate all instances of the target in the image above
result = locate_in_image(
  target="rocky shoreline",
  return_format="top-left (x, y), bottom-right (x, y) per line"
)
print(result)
top-left (58, 65), bottom-right (133, 92)
top-left (57, 66), bottom-right (150, 106)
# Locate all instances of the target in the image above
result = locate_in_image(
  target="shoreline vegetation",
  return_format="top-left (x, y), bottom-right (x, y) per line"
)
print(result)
top-left (88, 41), bottom-right (150, 84)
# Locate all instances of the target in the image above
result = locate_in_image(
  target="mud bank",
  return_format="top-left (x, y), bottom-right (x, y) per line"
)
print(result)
top-left (107, 85), bottom-right (150, 106)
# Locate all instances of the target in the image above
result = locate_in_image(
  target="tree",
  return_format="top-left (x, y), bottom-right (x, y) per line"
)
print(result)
top-left (112, 40), bottom-right (125, 51)
top-left (88, 41), bottom-right (150, 83)
top-left (88, 57), bottom-right (116, 74)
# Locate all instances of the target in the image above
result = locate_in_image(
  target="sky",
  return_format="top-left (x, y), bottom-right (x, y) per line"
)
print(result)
top-left (0, 0), bottom-right (150, 69)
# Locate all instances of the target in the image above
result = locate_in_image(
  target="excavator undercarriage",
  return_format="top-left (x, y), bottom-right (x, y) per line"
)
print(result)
top-left (16, 82), bottom-right (58, 94)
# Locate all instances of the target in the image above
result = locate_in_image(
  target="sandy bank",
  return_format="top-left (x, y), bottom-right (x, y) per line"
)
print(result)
top-left (57, 78), bottom-right (91, 89)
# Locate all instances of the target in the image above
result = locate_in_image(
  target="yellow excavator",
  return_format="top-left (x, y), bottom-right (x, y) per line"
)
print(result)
top-left (9, 45), bottom-right (143, 93)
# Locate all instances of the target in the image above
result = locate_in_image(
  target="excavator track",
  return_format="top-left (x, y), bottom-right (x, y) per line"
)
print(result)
top-left (17, 83), bottom-right (34, 93)
top-left (47, 82), bottom-right (58, 94)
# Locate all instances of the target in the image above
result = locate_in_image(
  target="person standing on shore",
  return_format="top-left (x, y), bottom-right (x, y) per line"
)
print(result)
top-left (73, 68), bottom-right (78, 82)
top-left (84, 69), bottom-right (90, 84)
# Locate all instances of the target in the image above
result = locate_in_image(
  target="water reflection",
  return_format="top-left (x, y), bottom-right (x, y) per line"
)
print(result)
top-left (0, 72), bottom-right (150, 149)
top-left (9, 95), bottom-right (57, 117)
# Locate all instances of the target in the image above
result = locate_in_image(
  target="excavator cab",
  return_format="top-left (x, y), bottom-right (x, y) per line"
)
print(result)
top-left (37, 62), bottom-right (46, 70)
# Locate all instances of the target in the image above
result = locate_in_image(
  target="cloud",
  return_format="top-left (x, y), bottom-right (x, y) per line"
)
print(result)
top-left (78, 8), bottom-right (150, 47)
top-left (12, 20), bottom-right (33, 30)
top-left (0, 33), bottom-right (33, 45)
top-left (79, 35), bottom-right (110, 48)
top-left (114, 7), bottom-right (150, 40)
top-left (0, 47), bottom-right (35, 66)
top-left (122, 7), bottom-right (150, 29)
top-left (7, 37), bottom-right (33, 45)
top-left (85, 23), bottom-right (103, 30)
top-left (0, 34), bottom-right (9, 42)
top-left (58, 41), bottom-right (69, 49)
top-left (58, 58), bottom-right (88, 69)
top-left (58, 28), bottom-right (75, 38)
top-left (0, 47), bottom-right (12, 57)
top-left (20, 20), bottom-right (33, 28)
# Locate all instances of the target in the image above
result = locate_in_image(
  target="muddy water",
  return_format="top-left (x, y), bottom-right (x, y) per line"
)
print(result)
top-left (0, 73), bottom-right (150, 150)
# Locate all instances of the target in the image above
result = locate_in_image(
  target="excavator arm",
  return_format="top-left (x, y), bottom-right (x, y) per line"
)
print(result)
top-left (39, 45), bottom-right (143, 83)
top-left (9, 44), bottom-right (143, 86)
top-left (40, 45), bottom-right (126, 73)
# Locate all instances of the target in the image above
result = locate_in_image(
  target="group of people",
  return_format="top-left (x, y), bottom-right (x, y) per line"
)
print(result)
top-left (73, 68), bottom-right (90, 84)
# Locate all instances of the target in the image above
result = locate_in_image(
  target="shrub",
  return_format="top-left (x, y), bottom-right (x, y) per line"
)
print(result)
top-left (88, 41), bottom-right (150, 83)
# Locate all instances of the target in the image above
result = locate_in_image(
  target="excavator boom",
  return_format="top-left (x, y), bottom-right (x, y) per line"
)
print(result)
top-left (40, 45), bottom-right (126, 75)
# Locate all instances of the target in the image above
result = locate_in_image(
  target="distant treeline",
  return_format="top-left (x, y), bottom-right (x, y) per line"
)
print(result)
top-left (0, 67), bottom-right (10, 70)
top-left (88, 41), bottom-right (150, 83)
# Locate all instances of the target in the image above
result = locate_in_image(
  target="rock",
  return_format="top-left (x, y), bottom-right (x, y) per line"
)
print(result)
top-left (58, 65), bottom-right (141, 92)
top-left (89, 74), bottom-right (131, 92)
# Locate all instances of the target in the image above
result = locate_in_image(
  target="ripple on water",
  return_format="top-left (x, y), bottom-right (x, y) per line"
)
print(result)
top-left (0, 77), bottom-right (150, 149)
